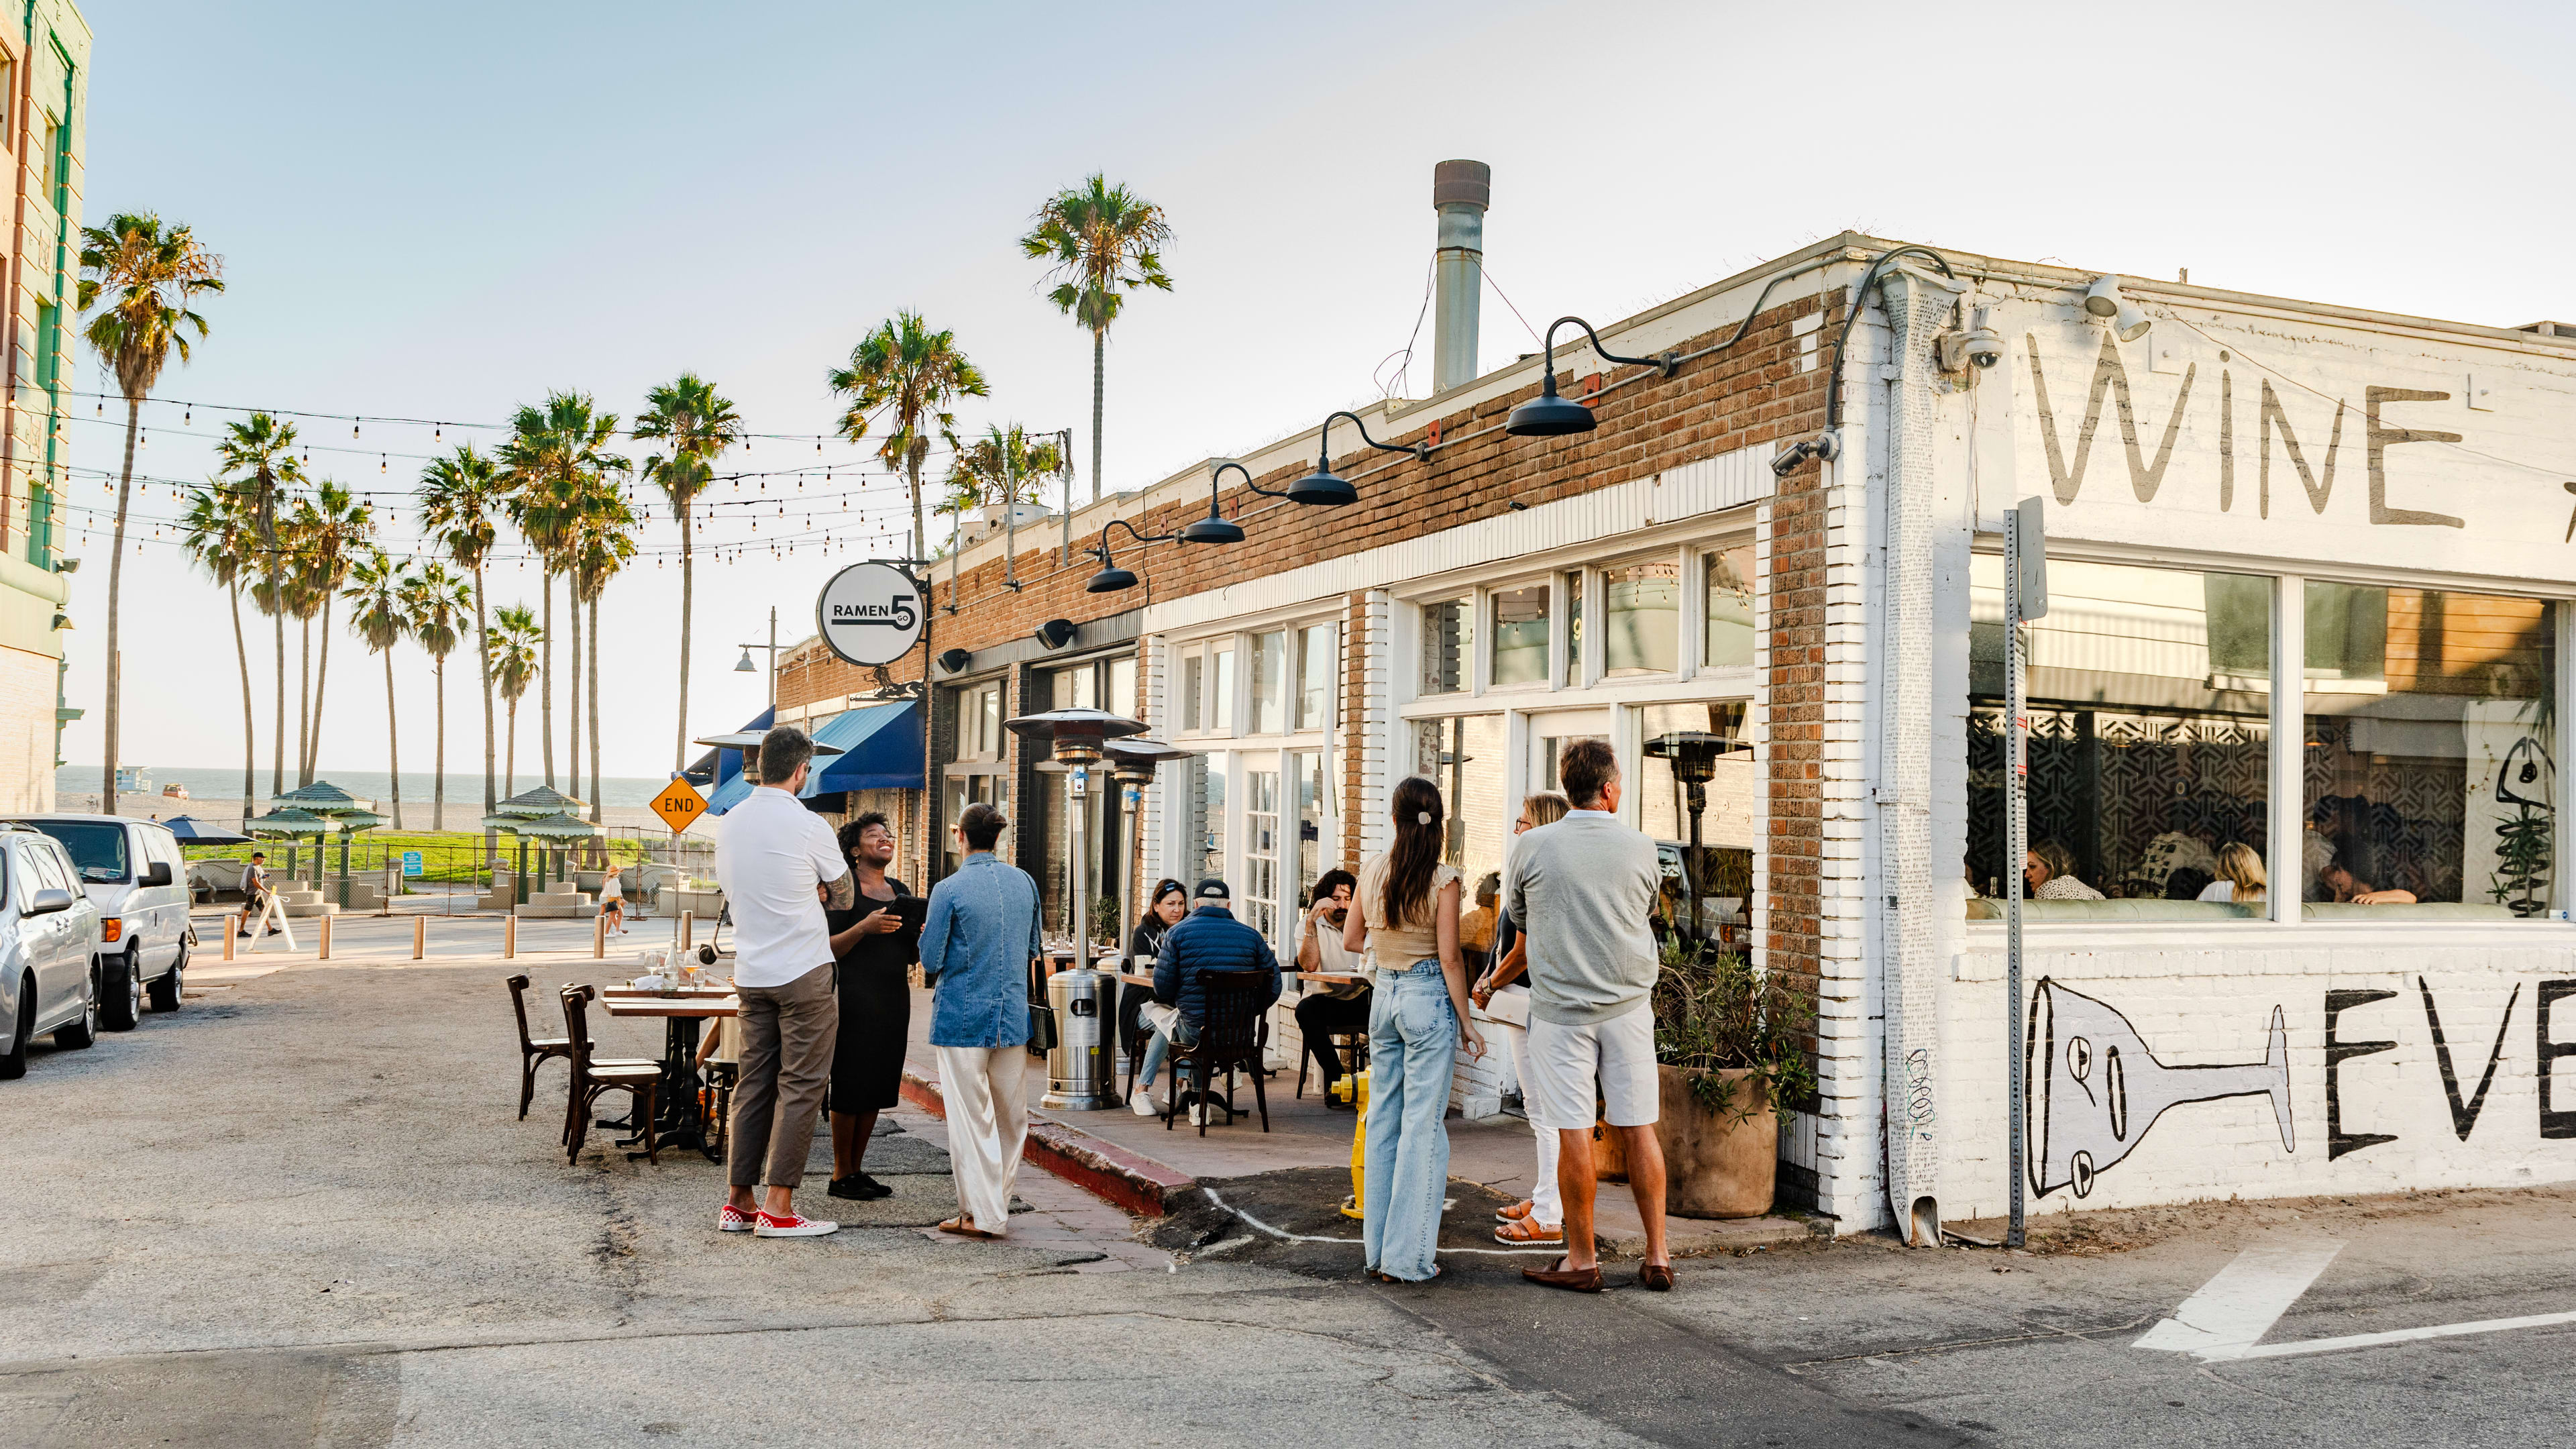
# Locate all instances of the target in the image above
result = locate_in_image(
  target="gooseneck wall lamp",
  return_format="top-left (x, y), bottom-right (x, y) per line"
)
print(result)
top-left (1505, 316), bottom-right (1676, 437)
top-left (1283, 412), bottom-right (1425, 504)
top-left (1083, 517), bottom-right (1183, 593)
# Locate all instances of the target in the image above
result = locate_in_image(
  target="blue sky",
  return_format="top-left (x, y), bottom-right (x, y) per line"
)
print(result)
top-left (58, 0), bottom-right (2576, 788)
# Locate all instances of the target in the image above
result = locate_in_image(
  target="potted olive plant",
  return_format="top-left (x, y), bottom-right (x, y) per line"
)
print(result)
top-left (1644, 938), bottom-right (1816, 1218)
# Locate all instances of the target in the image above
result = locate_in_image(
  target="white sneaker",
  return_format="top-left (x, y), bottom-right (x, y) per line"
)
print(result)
top-left (753, 1211), bottom-right (839, 1238)
top-left (1132, 1089), bottom-right (1162, 1116)
top-left (1189, 1102), bottom-right (1211, 1126)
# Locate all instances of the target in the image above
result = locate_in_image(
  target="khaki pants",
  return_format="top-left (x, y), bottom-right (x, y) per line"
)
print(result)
top-left (241, 890), bottom-right (295, 951)
top-left (729, 963), bottom-right (838, 1190)
top-left (934, 1044), bottom-right (1028, 1234)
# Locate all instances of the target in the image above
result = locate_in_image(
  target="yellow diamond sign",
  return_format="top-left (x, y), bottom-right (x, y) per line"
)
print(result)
top-left (651, 778), bottom-right (708, 835)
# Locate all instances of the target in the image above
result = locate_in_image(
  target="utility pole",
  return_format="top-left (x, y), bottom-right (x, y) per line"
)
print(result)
top-left (736, 606), bottom-right (779, 713)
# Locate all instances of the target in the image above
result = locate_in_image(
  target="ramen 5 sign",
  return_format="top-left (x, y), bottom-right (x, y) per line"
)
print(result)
top-left (816, 561), bottom-right (926, 667)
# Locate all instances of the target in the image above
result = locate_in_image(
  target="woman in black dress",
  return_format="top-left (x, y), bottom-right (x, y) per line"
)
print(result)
top-left (826, 811), bottom-right (919, 1202)
top-left (1119, 879), bottom-right (1188, 1064)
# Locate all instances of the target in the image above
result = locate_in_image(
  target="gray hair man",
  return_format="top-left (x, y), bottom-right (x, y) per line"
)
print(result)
top-left (713, 725), bottom-right (854, 1238)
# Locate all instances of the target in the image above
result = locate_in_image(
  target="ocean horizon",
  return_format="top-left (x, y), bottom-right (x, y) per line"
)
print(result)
top-left (55, 765), bottom-right (684, 810)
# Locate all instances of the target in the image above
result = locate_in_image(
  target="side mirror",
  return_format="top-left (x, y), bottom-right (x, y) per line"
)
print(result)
top-left (142, 861), bottom-right (173, 888)
top-left (27, 887), bottom-right (74, 915)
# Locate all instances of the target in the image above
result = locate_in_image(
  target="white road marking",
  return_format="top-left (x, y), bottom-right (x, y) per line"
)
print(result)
top-left (2139, 1238), bottom-right (2575, 1361)
top-left (2135, 1239), bottom-right (2344, 1360)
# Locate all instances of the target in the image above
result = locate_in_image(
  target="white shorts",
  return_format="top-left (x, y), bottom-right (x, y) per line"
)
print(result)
top-left (1523, 1005), bottom-right (1659, 1131)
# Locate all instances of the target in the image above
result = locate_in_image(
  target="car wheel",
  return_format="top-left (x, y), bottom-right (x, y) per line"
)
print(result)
top-left (102, 947), bottom-right (144, 1032)
top-left (54, 969), bottom-right (97, 1051)
top-left (149, 941), bottom-right (185, 1013)
top-left (0, 985), bottom-right (28, 1079)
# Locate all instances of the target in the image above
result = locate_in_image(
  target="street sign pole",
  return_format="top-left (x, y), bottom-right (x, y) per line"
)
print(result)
top-left (2004, 496), bottom-right (2046, 1249)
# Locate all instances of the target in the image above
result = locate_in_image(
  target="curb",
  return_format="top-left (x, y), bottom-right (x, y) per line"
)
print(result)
top-left (900, 1067), bottom-right (1195, 1218)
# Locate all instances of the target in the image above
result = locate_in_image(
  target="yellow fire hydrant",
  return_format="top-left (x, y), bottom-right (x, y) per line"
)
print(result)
top-left (1330, 1067), bottom-right (1372, 1220)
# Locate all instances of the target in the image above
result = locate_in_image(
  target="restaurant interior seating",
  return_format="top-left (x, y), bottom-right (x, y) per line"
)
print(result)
top-left (558, 985), bottom-right (663, 1165)
top-left (1162, 972), bottom-right (1273, 1136)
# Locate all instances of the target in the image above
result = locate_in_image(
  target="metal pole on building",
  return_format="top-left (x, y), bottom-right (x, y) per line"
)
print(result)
top-left (768, 607), bottom-right (777, 712)
top-left (1003, 444), bottom-right (1020, 590)
top-left (1060, 429), bottom-right (1075, 565)
top-left (2004, 496), bottom-right (2046, 1250)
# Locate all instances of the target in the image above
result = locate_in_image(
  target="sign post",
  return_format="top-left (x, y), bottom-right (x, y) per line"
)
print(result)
top-left (2004, 494), bottom-right (2047, 1250)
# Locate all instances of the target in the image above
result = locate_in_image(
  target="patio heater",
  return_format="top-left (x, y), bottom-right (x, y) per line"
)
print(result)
top-left (1006, 706), bottom-right (1148, 1111)
top-left (1103, 737), bottom-right (1197, 955)
top-left (1643, 730), bottom-right (1735, 947)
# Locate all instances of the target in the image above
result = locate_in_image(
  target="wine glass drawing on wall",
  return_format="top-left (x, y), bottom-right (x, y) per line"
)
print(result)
top-left (2027, 979), bottom-right (2294, 1199)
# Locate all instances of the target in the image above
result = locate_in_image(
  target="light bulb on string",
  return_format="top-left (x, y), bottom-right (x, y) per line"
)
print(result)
top-left (183, 407), bottom-right (191, 425)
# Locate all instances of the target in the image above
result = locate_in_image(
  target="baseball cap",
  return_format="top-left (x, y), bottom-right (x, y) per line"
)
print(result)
top-left (1193, 878), bottom-right (1231, 904)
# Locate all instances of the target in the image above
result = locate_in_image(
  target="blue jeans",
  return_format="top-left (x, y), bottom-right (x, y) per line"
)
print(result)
top-left (1362, 960), bottom-right (1456, 1281)
top-left (1134, 1014), bottom-right (1197, 1091)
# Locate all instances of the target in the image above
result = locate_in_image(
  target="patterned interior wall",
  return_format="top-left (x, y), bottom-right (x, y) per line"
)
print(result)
top-left (1968, 706), bottom-right (2271, 898)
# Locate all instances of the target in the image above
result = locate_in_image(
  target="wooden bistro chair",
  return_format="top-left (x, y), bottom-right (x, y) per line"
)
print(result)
top-left (1295, 1016), bottom-right (1370, 1100)
top-left (558, 985), bottom-right (662, 1165)
top-left (507, 973), bottom-right (573, 1120)
top-left (1164, 971), bottom-right (1273, 1136)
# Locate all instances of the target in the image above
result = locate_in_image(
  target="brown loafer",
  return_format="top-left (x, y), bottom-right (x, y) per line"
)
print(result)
top-left (1522, 1256), bottom-right (1603, 1293)
top-left (1638, 1262), bottom-right (1675, 1292)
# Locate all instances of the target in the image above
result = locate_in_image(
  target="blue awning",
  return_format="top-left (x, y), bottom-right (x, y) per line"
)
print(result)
top-left (706, 702), bottom-right (920, 815)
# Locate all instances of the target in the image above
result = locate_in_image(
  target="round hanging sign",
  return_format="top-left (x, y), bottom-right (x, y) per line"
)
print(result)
top-left (816, 561), bottom-right (926, 667)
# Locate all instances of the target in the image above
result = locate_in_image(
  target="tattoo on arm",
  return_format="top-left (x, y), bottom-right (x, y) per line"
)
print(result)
top-left (823, 871), bottom-right (856, 910)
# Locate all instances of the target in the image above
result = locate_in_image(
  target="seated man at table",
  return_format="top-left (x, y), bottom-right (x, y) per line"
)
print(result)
top-left (1291, 870), bottom-right (1371, 1105)
top-left (1130, 879), bottom-right (1281, 1122)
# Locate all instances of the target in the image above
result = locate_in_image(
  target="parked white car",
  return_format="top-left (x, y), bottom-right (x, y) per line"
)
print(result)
top-left (0, 824), bottom-right (103, 1078)
top-left (5, 814), bottom-right (191, 1028)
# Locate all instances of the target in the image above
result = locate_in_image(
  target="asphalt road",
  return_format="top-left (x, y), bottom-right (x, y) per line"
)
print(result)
top-left (1, 954), bottom-right (2569, 1447)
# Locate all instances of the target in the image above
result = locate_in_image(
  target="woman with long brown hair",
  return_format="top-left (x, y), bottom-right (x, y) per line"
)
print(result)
top-left (1344, 774), bottom-right (1485, 1282)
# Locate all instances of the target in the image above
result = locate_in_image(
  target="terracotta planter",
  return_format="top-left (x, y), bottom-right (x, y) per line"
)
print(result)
top-left (1591, 1118), bottom-right (1629, 1182)
top-left (1654, 1064), bottom-right (1776, 1218)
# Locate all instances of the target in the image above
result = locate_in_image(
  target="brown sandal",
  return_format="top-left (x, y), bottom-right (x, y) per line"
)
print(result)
top-left (1522, 1256), bottom-right (1603, 1293)
top-left (936, 1216), bottom-right (1004, 1240)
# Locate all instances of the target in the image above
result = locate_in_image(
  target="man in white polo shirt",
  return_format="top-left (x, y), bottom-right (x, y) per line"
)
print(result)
top-left (713, 725), bottom-right (853, 1238)
top-left (1503, 737), bottom-right (1673, 1293)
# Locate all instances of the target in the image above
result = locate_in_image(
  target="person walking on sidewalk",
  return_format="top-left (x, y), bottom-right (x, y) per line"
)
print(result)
top-left (918, 802), bottom-right (1044, 1240)
top-left (1472, 790), bottom-right (1572, 1246)
top-left (713, 725), bottom-right (852, 1240)
top-left (1130, 879), bottom-right (1281, 1121)
top-left (238, 851), bottom-right (294, 951)
top-left (1349, 775), bottom-right (1485, 1283)
top-left (1506, 739), bottom-right (1674, 1293)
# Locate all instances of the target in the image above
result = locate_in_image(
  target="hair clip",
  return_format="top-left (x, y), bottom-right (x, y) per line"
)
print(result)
top-left (1416, 810), bottom-right (1433, 825)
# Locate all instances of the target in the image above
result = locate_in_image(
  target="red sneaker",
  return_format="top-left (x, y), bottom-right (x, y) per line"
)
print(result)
top-left (717, 1203), bottom-right (757, 1233)
top-left (753, 1210), bottom-right (838, 1238)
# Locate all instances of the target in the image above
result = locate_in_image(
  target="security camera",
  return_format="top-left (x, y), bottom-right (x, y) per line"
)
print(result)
top-left (2083, 274), bottom-right (2151, 343)
top-left (1963, 306), bottom-right (2004, 368)
top-left (1770, 432), bottom-right (1840, 478)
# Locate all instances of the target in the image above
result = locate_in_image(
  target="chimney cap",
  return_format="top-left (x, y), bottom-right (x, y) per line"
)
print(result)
top-left (1432, 159), bottom-right (1491, 209)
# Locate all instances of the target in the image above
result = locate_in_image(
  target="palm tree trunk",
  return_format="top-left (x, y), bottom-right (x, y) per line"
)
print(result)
top-left (272, 604), bottom-right (286, 798)
top-left (540, 572), bottom-right (555, 790)
top-left (101, 397), bottom-right (140, 816)
top-left (675, 505), bottom-right (694, 776)
top-left (907, 453), bottom-right (927, 569)
top-left (505, 700), bottom-right (517, 798)
top-left (568, 585), bottom-right (583, 800)
top-left (297, 617), bottom-right (311, 787)
top-left (1090, 327), bottom-right (1106, 504)
top-left (588, 594), bottom-right (602, 826)
top-left (383, 647), bottom-right (402, 829)
top-left (433, 655), bottom-right (446, 833)
top-left (309, 597), bottom-right (335, 784)
top-left (232, 584), bottom-right (255, 830)
top-left (476, 564), bottom-right (495, 865)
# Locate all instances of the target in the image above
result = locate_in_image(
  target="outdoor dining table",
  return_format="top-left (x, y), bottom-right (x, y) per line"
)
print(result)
top-left (599, 991), bottom-right (739, 1161)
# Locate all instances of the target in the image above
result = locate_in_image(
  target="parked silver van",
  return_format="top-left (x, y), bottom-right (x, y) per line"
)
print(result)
top-left (0, 824), bottom-right (103, 1078)
top-left (5, 814), bottom-right (191, 1028)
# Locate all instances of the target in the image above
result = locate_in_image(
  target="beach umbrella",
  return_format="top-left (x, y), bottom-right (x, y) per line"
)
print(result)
top-left (163, 815), bottom-right (252, 846)
top-left (273, 780), bottom-right (378, 815)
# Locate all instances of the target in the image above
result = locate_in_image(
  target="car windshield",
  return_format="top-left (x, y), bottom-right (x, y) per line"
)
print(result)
top-left (31, 822), bottom-right (129, 882)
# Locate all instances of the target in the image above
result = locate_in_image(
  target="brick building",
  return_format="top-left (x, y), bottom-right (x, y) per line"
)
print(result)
top-left (771, 180), bottom-right (2576, 1234)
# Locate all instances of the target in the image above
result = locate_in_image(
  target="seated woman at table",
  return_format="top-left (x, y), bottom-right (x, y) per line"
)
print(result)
top-left (1120, 879), bottom-right (1188, 1065)
top-left (1291, 869), bottom-right (1368, 1105)
top-left (824, 812), bottom-right (920, 1202)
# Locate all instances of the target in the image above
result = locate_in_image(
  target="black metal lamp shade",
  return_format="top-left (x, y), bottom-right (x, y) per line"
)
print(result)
top-left (936, 647), bottom-right (974, 674)
top-left (1177, 511), bottom-right (1246, 545)
top-left (1085, 564), bottom-right (1138, 593)
top-left (1505, 315), bottom-right (1676, 438)
top-left (1285, 466), bottom-right (1358, 506)
top-left (1085, 517), bottom-right (1181, 594)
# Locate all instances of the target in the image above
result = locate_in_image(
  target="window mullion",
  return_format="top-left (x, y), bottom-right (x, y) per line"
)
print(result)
top-left (2270, 572), bottom-right (2304, 927)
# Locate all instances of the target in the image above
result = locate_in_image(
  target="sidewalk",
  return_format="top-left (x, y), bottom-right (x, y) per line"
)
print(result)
top-left (895, 986), bottom-right (1811, 1257)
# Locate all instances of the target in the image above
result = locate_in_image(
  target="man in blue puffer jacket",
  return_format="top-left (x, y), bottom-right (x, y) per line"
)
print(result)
top-left (1130, 879), bottom-right (1280, 1120)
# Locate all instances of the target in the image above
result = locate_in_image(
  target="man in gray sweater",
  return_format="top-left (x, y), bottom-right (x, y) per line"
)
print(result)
top-left (1503, 738), bottom-right (1672, 1293)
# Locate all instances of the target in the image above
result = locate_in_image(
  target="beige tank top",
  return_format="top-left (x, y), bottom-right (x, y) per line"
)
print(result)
top-left (1356, 853), bottom-right (1460, 967)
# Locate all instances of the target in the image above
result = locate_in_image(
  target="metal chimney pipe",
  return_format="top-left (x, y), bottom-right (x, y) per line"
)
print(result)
top-left (1431, 160), bottom-right (1489, 394)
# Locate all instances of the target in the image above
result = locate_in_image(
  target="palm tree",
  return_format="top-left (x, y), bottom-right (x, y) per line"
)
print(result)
top-left (941, 423), bottom-right (1067, 517)
top-left (405, 561), bottom-right (471, 832)
top-left (632, 373), bottom-right (742, 776)
top-left (76, 213), bottom-right (223, 816)
top-left (345, 547), bottom-right (409, 828)
top-left (572, 480), bottom-right (637, 825)
top-left (217, 414), bottom-right (305, 797)
top-left (488, 604), bottom-right (541, 798)
top-left (1020, 175), bottom-right (1172, 504)
top-left (179, 483), bottom-right (258, 825)
top-left (276, 495), bottom-right (325, 786)
top-left (298, 482), bottom-right (374, 785)
top-left (417, 445), bottom-right (515, 826)
top-left (827, 311), bottom-right (987, 563)
top-left (498, 392), bottom-right (625, 792)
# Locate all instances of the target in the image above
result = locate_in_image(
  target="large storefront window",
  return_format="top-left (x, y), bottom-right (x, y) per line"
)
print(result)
top-left (1413, 715), bottom-right (1507, 928)
top-left (1703, 544), bottom-right (1754, 668)
top-left (2302, 584), bottom-right (2556, 918)
top-left (1968, 557), bottom-right (2273, 920)
top-left (1492, 582), bottom-right (1549, 687)
top-left (1638, 700), bottom-right (1754, 946)
top-left (1604, 557), bottom-right (1680, 677)
top-left (941, 680), bottom-right (1008, 879)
